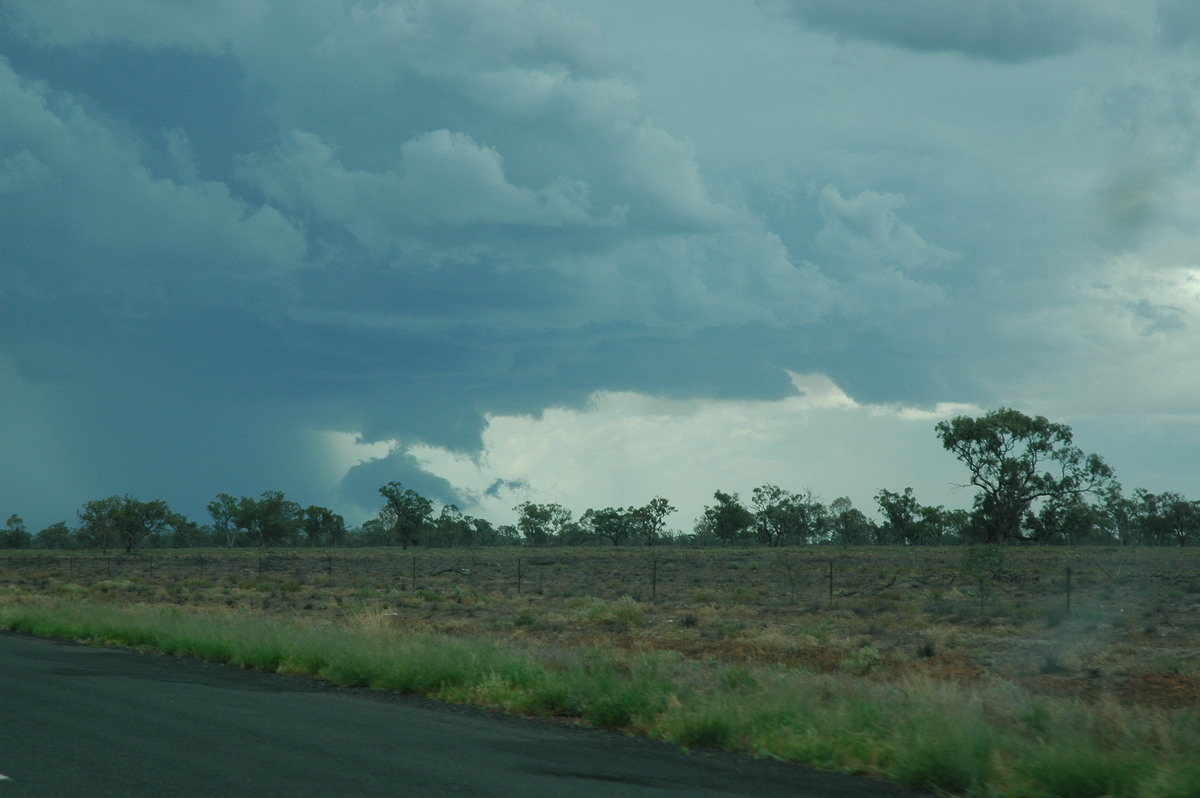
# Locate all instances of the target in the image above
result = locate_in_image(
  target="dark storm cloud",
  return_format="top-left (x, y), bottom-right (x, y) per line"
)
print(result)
top-left (1156, 0), bottom-right (1200, 47)
top-left (0, 0), bottom-right (867, 526)
top-left (778, 0), bottom-right (1131, 61)
top-left (10, 1), bottom-right (1189, 532)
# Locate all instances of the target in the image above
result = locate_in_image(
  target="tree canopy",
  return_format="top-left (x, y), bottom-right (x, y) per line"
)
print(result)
top-left (936, 408), bottom-right (1115, 544)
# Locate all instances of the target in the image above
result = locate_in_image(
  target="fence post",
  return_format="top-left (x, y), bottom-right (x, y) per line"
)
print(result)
top-left (828, 560), bottom-right (834, 606)
top-left (1066, 565), bottom-right (1072, 617)
top-left (517, 558), bottom-right (522, 596)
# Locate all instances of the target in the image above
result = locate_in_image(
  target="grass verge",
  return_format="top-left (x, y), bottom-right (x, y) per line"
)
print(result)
top-left (2, 597), bottom-right (1197, 798)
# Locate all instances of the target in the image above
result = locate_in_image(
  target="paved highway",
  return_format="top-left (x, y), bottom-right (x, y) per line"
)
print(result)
top-left (0, 631), bottom-right (924, 797)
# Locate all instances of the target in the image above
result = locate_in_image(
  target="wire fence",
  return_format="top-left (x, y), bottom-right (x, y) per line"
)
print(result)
top-left (3, 547), bottom-right (1197, 619)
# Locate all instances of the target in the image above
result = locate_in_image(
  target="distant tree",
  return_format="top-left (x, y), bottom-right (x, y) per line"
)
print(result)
top-left (632, 497), bottom-right (675, 547)
top-left (936, 408), bottom-right (1115, 544)
top-left (941, 508), bottom-right (973, 545)
top-left (752, 485), bottom-right (825, 546)
top-left (1024, 494), bottom-right (1105, 545)
top-left (828, 497), bottom-right (874, 547)
top-left (35, 521), bottom-right (75, 550)
top-left (207, 493), bottom-right (243, 548)
top-left (1132, 490), bottom-right (1198, 546)
top-left (1, 514), bottom-right (31, 549)
top-left (1163, 495), bottom-right (1200, 547)
top-left (752, 485), bottom-right (794, 547)
top-left (301, 505), bottom-right (346, 547)
top-left (1099, 484), bottom-right (1138, 546)
top-left (165, 517), bottom-right (209, 548)
top-left (77, 495), bottom-right (177, 554)
top-left (581, 507), bottom-right (638, 546)
top-left (495, 524), bottom-right (522, 546)
top-left (875, 487), bottom-right (924, 545)
top-left (235, 491), bottom-right (302, 548)
top-left (918, 504), bottom-right (953, 545)
top-left (703, 491), bottom-right (755, 546)
top-left (358, 515), bottom-right (394, 547)
top-left (425, 505), bottom-right (497, 547)
top-left (379, 483), bottom-right (434, 550)
top-left (513, 501), bottom-right (571, 547)
top-left (467, 516), bottom-right (501, 546)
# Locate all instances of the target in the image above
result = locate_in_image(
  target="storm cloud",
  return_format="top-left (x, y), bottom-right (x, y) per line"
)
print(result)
top-left (1, 0), bottom-right (1197, 530)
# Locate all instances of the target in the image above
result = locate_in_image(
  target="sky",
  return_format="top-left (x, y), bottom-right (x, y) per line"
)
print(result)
top-left (2, 0), bottom-right (1198, 535)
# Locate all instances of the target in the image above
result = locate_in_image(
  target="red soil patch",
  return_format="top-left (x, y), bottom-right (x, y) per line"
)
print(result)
top-left (902, 652), bottom-right (985, 683)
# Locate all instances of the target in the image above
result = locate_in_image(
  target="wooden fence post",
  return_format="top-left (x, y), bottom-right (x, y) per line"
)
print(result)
top-left (1066, 565), bottom-right (1072, 617)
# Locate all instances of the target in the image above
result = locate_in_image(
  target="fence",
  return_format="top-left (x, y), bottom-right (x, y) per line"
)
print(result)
top-left (4, 547), bottom-right (1197, 620)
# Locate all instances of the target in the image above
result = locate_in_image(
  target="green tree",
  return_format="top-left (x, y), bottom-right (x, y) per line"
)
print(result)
top-left (828, 497), bottom-right (874, 547)
top-left (35, 521), bottom-right (75, 549)
top-left (580, 506), bottom-right (638, 546)
top-left (1025, 493), bottom-right (1104, 545)
top-left (379, 482), bottom-right (433, 549)
top-left (632, 496), bottom-right (675, 547)
top-left (1133, 490), bottom-right (1198, 546)
top-left (207, 493), bottom-right (244, 548)
top-left (424, 505), bottom-right (497, 547)
top-left (703, 491), bottom-right (755, 546)
top-left (235, 491), bottom-right (302, 549)
top-left (875, 487), bottom-right (925, 545)
top-left (1099, 484), bottom-right (1138, 546)
top-left (513, 501), bottom-right (571, 547)
top-left (301, 505), bottom-right (346, 547)
top-left (1, 514), bottom-right (31, 549)
top-left (77, 495), bottom-right (177, 554)
top-left (935, 408), bottom-right (1115, 544)
top-left (467, 516), bottom-right (500, 546)
top-left (752, 485), bottom-right (825, 546)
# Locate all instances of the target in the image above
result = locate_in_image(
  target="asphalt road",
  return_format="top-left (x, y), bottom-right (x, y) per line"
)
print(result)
top-left (0, 631), bottom-right (926, 797)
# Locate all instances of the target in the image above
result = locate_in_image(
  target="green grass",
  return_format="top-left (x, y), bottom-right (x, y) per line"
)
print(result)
top-left (2, 596), bottom-right (1198, 797)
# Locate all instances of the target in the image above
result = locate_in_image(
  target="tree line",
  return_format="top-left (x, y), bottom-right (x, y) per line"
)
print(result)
top-left (3, 408), bottom-right (1197, 551)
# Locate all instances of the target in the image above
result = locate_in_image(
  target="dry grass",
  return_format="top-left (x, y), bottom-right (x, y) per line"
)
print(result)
top-left (4, 546), bottom-right (1199, 704)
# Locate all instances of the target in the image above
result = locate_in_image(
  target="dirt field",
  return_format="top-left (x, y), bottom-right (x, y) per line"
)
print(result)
top-left (3, 545), bottom-right (1198, 708)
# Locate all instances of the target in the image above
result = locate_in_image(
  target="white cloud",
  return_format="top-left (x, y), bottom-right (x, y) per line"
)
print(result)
top-left (407, 372), bottom-right (978, 530)
top-left (817, 185), bottom-right (956, 272)
top-left (996, 255), bottom-right (1200, 418)
top-left (239, 128), bottom-right (624, 239)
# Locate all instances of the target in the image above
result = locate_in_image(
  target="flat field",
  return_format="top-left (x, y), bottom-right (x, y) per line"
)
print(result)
top-left (3, 545), bottom-right (1198, 708)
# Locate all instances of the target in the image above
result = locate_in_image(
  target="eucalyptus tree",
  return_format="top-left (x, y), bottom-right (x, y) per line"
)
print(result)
top-left (703, 491), bottom-right (755, 546)
top-left (301, 505), bottom-right (346, 547)
top-left (379, 482), bottom-right (433, 549)
top-left (236, 491), bottom-right (303, 548)
top-left (513, 501), bottom-right (572, 547)
top-left (752, 485), bottom-right (825, 546)
top-left (633, 497), bottom-right (675, 547)
top-left (875, 487), bottom-right (923, 545)
top-left (828, 497), bottom-right (874, 547)
top-left (77, 495), bottom-right (178, 554)
top-left (1, 514), bottom-right (30, 549)
top-left (581, 506), bottom-right (638, 546)
top-left (936, 408), bottom-right (1115, 544)
top-left (207, 493), bottom-right (243, 548)
top-left (1133, 490), bottom-right (1199, 546)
